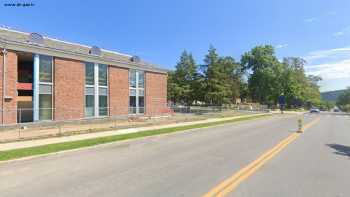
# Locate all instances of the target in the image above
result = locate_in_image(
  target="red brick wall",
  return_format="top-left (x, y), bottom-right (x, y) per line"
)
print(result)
top-left (109, 66), bottom-right (129, 116)
top-left (145, 72), bottom-right (168, 116)
top-left (54, 58), bottom-right (84, 121)
top-left (0, 49), bottom-right (3, 123)
top-left (0, 50), bottom-right (18, 124)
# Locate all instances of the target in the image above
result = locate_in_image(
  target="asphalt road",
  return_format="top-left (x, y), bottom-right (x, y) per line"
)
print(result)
top-left (0, 113), bottom-right (349, 197)
top-left (231, 113), bottom-right (350, 197)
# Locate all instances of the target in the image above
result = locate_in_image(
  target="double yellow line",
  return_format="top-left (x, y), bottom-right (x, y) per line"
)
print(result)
top-left (202, 117), bottom-right (321, 197)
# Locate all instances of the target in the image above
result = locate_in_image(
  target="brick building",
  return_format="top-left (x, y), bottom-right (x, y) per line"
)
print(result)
top-left (0, 27), bottom-right (169, 125)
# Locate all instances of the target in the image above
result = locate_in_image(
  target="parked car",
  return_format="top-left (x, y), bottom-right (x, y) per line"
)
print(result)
top-left (310, 108), bottom-right (320, 113)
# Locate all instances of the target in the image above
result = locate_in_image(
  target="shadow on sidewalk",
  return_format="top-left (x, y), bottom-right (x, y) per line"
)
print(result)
top-left (326, 144), bottom-right (350, 159)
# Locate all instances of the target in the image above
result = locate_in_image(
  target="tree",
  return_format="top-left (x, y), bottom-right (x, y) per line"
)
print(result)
top-left (167, 50), bottom-right (198, 105)
top-left (241, 46), bottom-right (322, 108)
top-left (202, 46), bottom-right (225, 105)
top-left (279, 59), bottom-right (322, 108)
top-left (168, 45), bottom-right (322, 109)
top-left (319, 101), bottom-right (336, 111)
top-left (201, 46), bottom-right (242, 105)
top-left (302, 75), bottom-right (322, 108)
top-left (282, 57), bottom-right (309, 107)
top-left (337, 87), bottom-right (350, 112)
top-left (241, 45), bottom-right (281, 105)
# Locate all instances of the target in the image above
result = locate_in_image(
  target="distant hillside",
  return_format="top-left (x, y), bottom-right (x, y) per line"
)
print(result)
top-left (321, 89), bottom-right (346, 102)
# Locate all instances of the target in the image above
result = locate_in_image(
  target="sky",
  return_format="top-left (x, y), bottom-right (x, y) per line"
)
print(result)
top-left (0, 0), bottom-right (350, 92)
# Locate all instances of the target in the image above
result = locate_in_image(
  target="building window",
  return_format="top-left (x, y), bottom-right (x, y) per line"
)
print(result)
top-left (39, 55), bottom-right (53, 120)
top-left (39, 56), bottom-right (53, 83)
top-left (129, 70), bottom-right (144, 114)
top-left (85, 87), bottom-right (95, 117)
top-left (98, 64), bottom-right (108, 116)
top-left (85, 62), bottom-right (95, 85)
top-left (99, 64), bottom-right (108, 86)
top-left (39, 94), bottom-right (52, 120)
top-left (85, 63), bottom-right (108, 117)
top-left (129, 70), bottom-right (137, 88)
top-left (85, 62), bottom-right (95, 117)
top-left (138, 89), bottom-right (145, 113)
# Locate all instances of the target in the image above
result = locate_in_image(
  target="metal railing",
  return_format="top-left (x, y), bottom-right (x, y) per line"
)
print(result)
top-left (170, 104), bottom-right (268, 114)
top-left (0, 106), bottom-right (173, 143)
top-left (0, 104), bottom-right (272, 143)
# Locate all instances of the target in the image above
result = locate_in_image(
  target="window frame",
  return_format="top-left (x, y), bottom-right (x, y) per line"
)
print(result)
top-left (98, 64), bottom-right (108, 117)
top-left (129, 70), bottom-right (145, 115)
top-left (84, 62), bottom-right (109, 118)
top-left (38, 55), bottom-right (53, 121)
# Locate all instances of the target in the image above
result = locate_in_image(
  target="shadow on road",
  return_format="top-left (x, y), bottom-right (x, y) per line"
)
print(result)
top-left (327, 144), bottom-right (350, 159)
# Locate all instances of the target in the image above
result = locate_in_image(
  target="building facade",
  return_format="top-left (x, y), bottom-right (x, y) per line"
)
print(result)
top-left (0, 27), bottom-right (169, 125)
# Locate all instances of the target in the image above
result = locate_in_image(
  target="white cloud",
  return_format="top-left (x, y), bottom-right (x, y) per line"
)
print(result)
top-left (333, 26), bottom-right (350, 37)
top-left (276, 44), bottom-right (288, 49)
top-left (306, 59), bottom-right (350, 80)
top-left (304, 47), bottom-right (350, 63)
top-left (304, 17), bottom-right (317, 23)
top-left (304, 47), bottom-right (350, 81)
top-left (333, 31), bottom-right (345, 37)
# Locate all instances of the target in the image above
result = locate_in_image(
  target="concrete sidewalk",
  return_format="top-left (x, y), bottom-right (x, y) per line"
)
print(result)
top-left (0, 113), bottom-right (274, 151)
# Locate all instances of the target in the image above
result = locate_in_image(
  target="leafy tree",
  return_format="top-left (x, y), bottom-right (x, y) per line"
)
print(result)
top-left (239, 82), bottom-right (249, 102)
top-left (282, 57), bottom-right (310, 107)
top-left (337, 87), bottom-right (350, 112)
top-left (168, 45), bottom-right (322, 109)
top-left (279, 59), bottom-right (322, 108)
top-left (241, 45), bottom-right (281, 105)
top-left (241, 46), bottom-right (322, 108)
top-left (319, 101), bottom-right (336, 111)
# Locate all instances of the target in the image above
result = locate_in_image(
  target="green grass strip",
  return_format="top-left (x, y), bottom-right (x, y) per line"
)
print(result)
top-left (0, 114), bottom-right (269, 162)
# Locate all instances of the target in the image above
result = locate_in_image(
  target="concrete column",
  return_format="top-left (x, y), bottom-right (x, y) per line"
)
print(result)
top-left (136, 70), bottom-right (139, 114)
top-left (33, 54), bottom-right (40, 121)
top-left (94, 63), bottom-right (99, 117)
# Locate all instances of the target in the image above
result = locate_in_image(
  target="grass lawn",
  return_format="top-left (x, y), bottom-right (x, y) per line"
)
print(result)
top-left (0, 114), bottom-right (270, 162)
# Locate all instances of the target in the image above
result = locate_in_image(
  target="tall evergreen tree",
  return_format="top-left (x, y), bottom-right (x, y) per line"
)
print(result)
top-left (172, 50), bottom-right (198, 105)
top-left (167, 71), bottom-right (181, 104)
top-left (202, 46), bottom-right (242, 105)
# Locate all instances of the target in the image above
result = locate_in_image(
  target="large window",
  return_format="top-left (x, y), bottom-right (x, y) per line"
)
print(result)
top-left (85, 62), bottom-right (95, 85)
top-left (85, 62), bottom-right (95, 117)
top-left (85, 87), bottom-right (95, 117)
top-left (98, 64), bottom-right (108, 116)
top-left (129, 70), bottom-right (144, 114)
top-left (39, 55), bottom-right (52, 83)
top-left (39, 55), bottom-right (53, 120)
top-left (85, 63), bottom-right (108, 117)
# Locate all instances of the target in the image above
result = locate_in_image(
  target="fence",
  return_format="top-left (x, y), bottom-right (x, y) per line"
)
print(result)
top-left (170, 104), bottom-right (269, 114)
top-left (0, 105), bottom-right (169, 124)
top-left (0, 105), bottom-right (175, 143)
top-left (0, 104), bottom-right (267, 143)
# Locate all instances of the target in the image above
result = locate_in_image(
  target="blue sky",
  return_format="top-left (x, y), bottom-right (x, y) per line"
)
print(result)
top-left (1, 0), bottom-right (350, 92)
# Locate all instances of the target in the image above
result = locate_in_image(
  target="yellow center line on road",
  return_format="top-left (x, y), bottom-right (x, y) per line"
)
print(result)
top-left (202, 117), bottom-right (321, 197)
